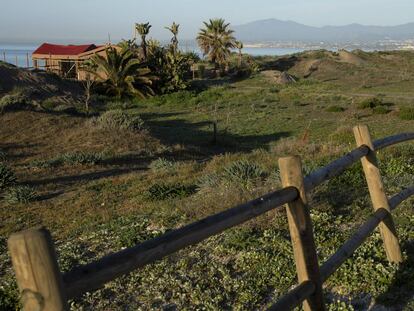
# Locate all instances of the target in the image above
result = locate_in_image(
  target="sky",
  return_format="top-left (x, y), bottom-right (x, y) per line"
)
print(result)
top-left (1, 0), bottom-right (414, 44)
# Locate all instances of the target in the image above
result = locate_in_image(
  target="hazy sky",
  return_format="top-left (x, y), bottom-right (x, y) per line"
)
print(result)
top-left (1, 0), bottom-right (414, 43)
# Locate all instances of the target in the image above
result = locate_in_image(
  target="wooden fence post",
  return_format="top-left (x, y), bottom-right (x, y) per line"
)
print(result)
top-left (8, 227), bottom-right (68, 311)
top-left (279, 156), bottom-right (326, 311)
top-left (353, 125), bottom-right (402, 263)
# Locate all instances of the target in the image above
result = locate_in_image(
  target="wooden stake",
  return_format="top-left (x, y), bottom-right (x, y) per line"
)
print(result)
top-left (8, 227), bottom-right (68, 311)
top-left (353, 125), bottom-right (402, 263)
top-left (279, 156), bottom-right (326, 311)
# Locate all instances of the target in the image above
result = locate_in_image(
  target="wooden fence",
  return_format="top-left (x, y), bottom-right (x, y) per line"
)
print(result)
top-left (7, 125), bottom-right (414, 311)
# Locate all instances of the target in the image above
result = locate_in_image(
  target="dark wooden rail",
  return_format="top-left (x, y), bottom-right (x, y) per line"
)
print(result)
top-left (7, 126), bottom-right (414, 311)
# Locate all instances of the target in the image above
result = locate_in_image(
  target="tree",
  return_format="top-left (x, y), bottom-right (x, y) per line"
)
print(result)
top-left (165, 22), bottom-right (180, 54)
top-left (235, 40), bottom-right (244, 67)
top-left (135, 22), bottom-right (152, 60)
top-left (197, 18), bottom-right (236, 75)
top-left (118, 39), bottom-right (138, 53)
top-left (87, 47), bottom-right (154, 98)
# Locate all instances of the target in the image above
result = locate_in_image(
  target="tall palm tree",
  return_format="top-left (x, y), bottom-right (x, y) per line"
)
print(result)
top-left (197, 18), bottom-right (236, 73)
top-left (87, 47), bottom-right (154, 98)
top-left (135, 22), bottom-right (152, 60)
top-left (235, 40), bottom-right (244, 67)
top-left (165, 22), bottom-right (180, 53)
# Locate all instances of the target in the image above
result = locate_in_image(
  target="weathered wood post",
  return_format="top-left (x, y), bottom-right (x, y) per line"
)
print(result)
top-left (353, 125), bottom-right (402, 263)
top-left (8, 227), bottom-right (68, 311)
top-left (279, 156), bottom-right (326, 311)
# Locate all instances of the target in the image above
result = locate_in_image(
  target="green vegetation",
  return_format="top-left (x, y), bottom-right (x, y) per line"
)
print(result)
top-left (197, 18), bottom-right (237, 74)
top-left (0, 163), bottom-right (16, 190)
top-left (399, 107), bottom-right (414, 120)
top-left (91, 109), bottom-right (145, 131)
top-left (4, 186), bottom-right (36, 204)
top-left (357, 97), bottom-right (383, 109)
top-left (0, 89), bottom-right (30, 113)
top-left (326, 105), bottom-right (345, 112)
top-left (88, 47), bottom-right (154, 98)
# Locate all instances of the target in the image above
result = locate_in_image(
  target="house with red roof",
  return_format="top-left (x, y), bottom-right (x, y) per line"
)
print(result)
top-left (32, 43), bottom-right (112, 80)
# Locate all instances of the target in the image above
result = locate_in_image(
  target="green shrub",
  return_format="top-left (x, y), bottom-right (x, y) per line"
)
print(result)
top-left (372, 106), bottom-right (390, 114)
top-left (147, 183), bottom-right (197, 201)
top-left (4, 186), bottom-right (36, 204)
top-left (223, 160), bottom-right (264, 184)
top-left (92, 110), bottom-right (145, 131)
top-left (326, 105), bottom-right (345, 112)
top-left (60, 152), bottom-right (104, 165)
top-left (0, 92), bottom-right (30, 112)
top-left (357, 97), bottom-right (382, 109)
top-left (149, 158), bottom-right (176, 172)
top-left (0, 150), bottom-right (6, 161)
top-left (197, 173), bottom-right (222, 190)
top-left (0, 163), bottom-right (17, 190)
top-left (399, 107), bottom-right (414, 120)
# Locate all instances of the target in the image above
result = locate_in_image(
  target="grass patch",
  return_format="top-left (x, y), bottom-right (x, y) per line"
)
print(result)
top-left (357, 97), bottom-right (382, 109)
top-left (146, 183), bottom-right (197, 201)
top-left (4, 186), bottom-right (36, 204)
top-left (399, 107), bottom-right (414, 120)
top-left (91, 109), bottom-right (145, 131)
top-left (149, 158), bottom-right (177, 173)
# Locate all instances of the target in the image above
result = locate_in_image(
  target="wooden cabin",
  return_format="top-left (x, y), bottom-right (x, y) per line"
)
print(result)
top-left (32, 43), bottom-right (116, 80)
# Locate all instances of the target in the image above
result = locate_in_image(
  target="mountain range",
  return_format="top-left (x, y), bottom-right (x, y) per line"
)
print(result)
top-left (233, 19), bottom-right (414, 43)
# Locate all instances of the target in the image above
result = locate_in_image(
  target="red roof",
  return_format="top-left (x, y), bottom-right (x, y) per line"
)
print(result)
top-left (33, 43), bottom-right (97, 56)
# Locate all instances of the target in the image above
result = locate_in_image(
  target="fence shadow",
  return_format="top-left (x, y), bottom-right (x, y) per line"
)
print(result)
top-left (374, 239), bottom-right (414, 310)
top-left (141, 113), bottom-right (291, 155)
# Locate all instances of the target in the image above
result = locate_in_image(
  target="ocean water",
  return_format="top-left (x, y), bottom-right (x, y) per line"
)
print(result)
top-left (0, 44), bottom-right (38, 68)
top-left (0, 43), bottom-right (308, 68)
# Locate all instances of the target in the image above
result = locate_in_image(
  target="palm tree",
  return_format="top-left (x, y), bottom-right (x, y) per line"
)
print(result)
top-left (135, 22), bottom-right (152, 60)
top-left (235, 41), bottom-right (244, 67)
top-left (165, 22), bottom-right (180, 53)
top-left (197, 18), bottom-right (236, 74)
top-left (87, 47), bottom-right (154, 98)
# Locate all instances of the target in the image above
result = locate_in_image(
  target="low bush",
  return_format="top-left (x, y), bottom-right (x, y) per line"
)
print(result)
top-left (4, 186), bottom-right (36, 204)
top-left (0, 163), bottom-right (17, 190)
top-left (399, 107), bottom-right (414, 120)
top-left (0, 92), bottom-right (30, 113)
top-left (357, 97), bottom-right (382, 109)
top-left (223, 160), bottom-right (265, 184)
top-left (197, 173), bottom-right (222, 190)
top-left (147, 182), bottom-right (197, 201)
top-left (149, 158), bottom-right (176, 172)
top-left (91, 110), bottom-right (145, 131)
top-left (60, 152), bottom-right (104, 165)
top-left (326, 105), bottom-right (345, 112)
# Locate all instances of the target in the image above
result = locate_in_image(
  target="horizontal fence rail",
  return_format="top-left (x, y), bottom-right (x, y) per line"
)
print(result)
top-left (7, 126), bottom-right (414, 311)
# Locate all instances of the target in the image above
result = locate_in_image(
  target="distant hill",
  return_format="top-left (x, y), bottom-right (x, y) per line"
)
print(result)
top-left (233, 19), bottom-right (414, 43)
